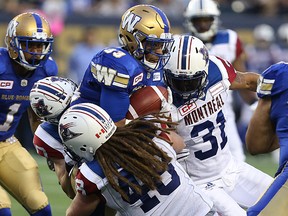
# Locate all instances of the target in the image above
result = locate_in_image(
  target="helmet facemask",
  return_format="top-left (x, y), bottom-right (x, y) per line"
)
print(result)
top-left (164, 69), bottom-right (208, 101)
top-left (15, 36), bottom-right (53, 70)
top-left (133, 32), bottom-right (174, 71)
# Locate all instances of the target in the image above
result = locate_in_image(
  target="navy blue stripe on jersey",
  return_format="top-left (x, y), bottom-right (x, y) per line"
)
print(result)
top-left (213, 31), bottom-right (229, 45)
top-left (37, 85), bottom-right (66, 100)
top-left (181, 36), bottom-right (189, 70)
top-left (86, 160), bottom-right (105, 178)
top-left (150, 5), bottom-right (169, 33)
top-left (205, 59), bottom-right (224, 90)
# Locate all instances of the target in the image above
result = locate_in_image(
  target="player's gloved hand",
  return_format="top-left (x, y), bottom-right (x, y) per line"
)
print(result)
top-left (160, 87), bottom-right (173, 117)
top-left (46, 158), bottom-right (55, 172)
top-left (176, 148), bottom-right (190, 162)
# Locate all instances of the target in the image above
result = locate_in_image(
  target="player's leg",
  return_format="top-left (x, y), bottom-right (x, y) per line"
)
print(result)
top-left (224, 159), bottom-right (273, 208)
top-left (247, 162), bottom-right (288, 216)
top-left (0, 140), bottom-right (51, 215)
top-left (0, 185), bottom-right (12, 216)
top-left (199, 182), bottom-right (246, 216)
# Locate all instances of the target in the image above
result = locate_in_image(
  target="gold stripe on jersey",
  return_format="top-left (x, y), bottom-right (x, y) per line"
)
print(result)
top-left (90, 62), bottom-right (129, 88)
top-left (113, 74), bottom-right (129, 88)
top-left (257, 76), bottom-right (275, 95)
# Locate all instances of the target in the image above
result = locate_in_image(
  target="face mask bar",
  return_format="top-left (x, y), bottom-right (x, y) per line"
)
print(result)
top-left (133, 32), bottom-right (174, 71)
top-left (14, 36), bottom-right (53, 68)
top-left (164, 69), bottom-right (208, 100)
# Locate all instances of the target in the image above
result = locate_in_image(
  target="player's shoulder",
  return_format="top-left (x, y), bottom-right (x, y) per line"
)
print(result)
top-left (90, 46), bottom-right (145, 90)
top-left (207, 55), bottom-right (236, 87)
top-left (214, 29), bottom-right (239, 44)
top-left (42, 56), bottom-right (58, 76)
top-left (0, 48), bottom-right (11, 75)
top-left (257, 62), bottom-right (288, 97)
top-left (92, 46), bottom-right (141, 76)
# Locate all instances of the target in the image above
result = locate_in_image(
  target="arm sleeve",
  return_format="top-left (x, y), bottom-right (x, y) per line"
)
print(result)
top-left (100, 87), bottom-right (130, 122)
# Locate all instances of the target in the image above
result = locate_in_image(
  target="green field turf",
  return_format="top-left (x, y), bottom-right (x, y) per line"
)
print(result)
top-left (9, 151), bottom-right (278, 216)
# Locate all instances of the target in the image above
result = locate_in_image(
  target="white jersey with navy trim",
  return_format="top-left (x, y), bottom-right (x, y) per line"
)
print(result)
top-left (76, 137), bottom-right (213, 216)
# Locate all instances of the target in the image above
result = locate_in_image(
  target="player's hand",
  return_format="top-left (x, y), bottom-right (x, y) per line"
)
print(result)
top-left (160, 87), bottom-right (173, 117)
top-left (176, 148), bottom-right (190, 162)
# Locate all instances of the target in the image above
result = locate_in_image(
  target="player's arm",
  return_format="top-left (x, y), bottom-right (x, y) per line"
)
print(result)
top-left (27, 106), bottom-right (42, 133)
top-left (66, 192), bottom-right (101, 216)
top-left (51, 157), bottom-right (75, 199)
top-left (229, 71), bottom-right (260, 92)
top-left (232, 50), bottom-right (258, 104)
top-left (246, 97), bottom-right (279, 154)
top-left (100, 86), bottom-right (130, 127)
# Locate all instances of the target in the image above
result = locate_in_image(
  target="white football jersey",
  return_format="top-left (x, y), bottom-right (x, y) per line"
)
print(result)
top-left (171, 56), bottom-right (273, 214)
top-left (172, 55), bottom-right (234, 184)
top-left (75, 137), bottom-right (213, 216)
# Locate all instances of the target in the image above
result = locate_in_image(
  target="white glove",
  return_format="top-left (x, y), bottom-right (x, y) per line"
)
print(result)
top-left (176, 148), bottom-right (190, 162)
top-left (160, 87), bottom-right (173, 117)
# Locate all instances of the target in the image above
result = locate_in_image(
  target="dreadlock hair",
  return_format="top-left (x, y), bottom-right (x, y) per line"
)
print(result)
top-left (95, 115), bottom-right (177, 202)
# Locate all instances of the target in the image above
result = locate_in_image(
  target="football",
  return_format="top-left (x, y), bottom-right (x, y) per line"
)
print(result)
top-left (126, 86), bottom-right (169, 119)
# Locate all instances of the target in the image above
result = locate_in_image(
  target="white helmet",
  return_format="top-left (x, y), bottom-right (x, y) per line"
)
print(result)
top-left (58, 103), bottom-right (117, 162)
top-left (30, 76), bottom-right (77, 124)
top-left (253, 24), bottom-right (275, 42)
top-left (278, 23), bottom-right (288, 43)
top-left (184, 0), bottom-right (220, 41)
top-left (164, 35), bottom-right (209, 100)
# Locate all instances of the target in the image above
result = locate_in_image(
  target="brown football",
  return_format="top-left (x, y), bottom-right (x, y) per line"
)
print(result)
top-left (126, 86), bottom-right (169, 119)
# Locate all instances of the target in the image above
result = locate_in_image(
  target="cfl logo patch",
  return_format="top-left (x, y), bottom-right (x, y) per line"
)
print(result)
top-left (178, 102), bottom-right (197, 117)
top-left (0, 81), bottom-right (13, 89)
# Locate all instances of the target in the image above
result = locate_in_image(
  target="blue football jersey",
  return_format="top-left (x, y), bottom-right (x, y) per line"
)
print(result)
top-left (0, 48), bottom-right (58, 140)
top-left (71, 47), bottom-right (165, 122)
top-left (257, 62), bottom-right (288, 166)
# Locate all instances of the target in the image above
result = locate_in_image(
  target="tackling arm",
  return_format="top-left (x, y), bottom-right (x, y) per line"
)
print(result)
top-left (51, 157), bottom-right (76, 199)
top-left (229, 71), bottom-right (260, 92)
top-left (245, 97), bottom-right (279, 154)
top-left (66, 192), bottom-right (101, 216)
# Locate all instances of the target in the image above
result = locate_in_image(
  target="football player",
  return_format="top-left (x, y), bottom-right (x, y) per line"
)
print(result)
top-left (30, 76), bottom-right (113, 216)
top-left (58, 103), bottom-right (215, 216)
top-left (246, 62), bottom-right (288, 215)
top-left (183, 0), bottom-right (257, 161)
top-left (164, 35), bottom-right (273, 215)
top-left (71, 4), bottom-right (174, 126)
top-left (0, 12), bottom-right (57, 215)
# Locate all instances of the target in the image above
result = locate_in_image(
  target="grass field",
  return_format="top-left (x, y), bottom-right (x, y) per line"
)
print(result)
top-left (9, 151), bottom-right (278, 216)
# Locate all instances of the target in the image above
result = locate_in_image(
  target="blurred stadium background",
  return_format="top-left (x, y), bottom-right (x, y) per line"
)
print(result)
top-left (0, 0), bottom-right (286, 215)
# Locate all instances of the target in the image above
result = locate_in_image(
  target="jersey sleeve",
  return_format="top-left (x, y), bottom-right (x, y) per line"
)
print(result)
top-left (257, 62), bottom-right (288, 98)
top-left (100, 86), bottom-right (130, 122)
top-left (76, 162), bottom-right (104, 196)
top-left (33, 122), bottom-right (65, 159)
